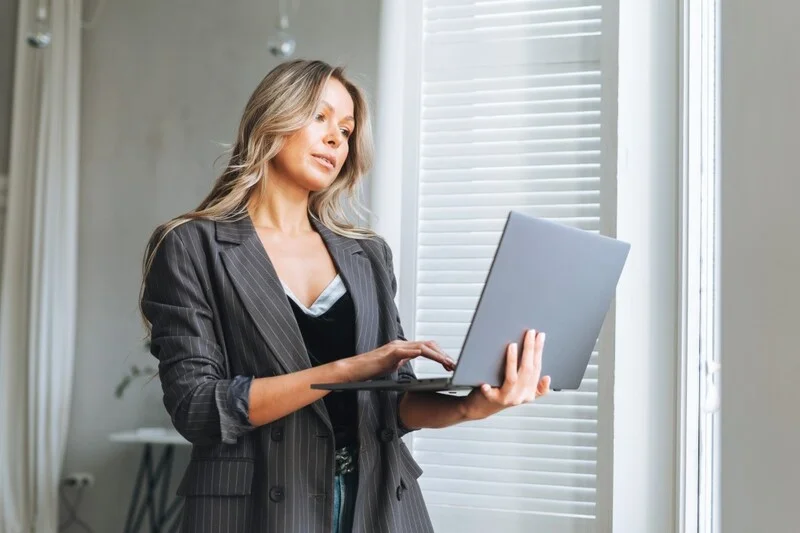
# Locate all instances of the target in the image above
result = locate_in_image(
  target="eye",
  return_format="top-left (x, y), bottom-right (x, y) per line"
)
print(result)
top-left (340, 128), bottom-right (351, 137)
top-left (315, 112), bottom-right (325, 122)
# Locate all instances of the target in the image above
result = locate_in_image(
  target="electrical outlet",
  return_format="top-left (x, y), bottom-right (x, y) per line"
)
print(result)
top-left (63, 472), bottom-right (95, 488)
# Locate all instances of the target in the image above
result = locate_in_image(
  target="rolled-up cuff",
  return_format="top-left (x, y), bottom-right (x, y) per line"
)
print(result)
top-left (219, 375), bottom-right (254, 444)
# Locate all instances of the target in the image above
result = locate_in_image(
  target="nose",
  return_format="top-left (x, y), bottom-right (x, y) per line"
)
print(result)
top-left (323, 125), bottom-right (342, 148)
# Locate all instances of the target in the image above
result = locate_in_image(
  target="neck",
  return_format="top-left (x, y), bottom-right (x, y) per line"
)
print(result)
top-left (248, 170), bottom-right (312, 235)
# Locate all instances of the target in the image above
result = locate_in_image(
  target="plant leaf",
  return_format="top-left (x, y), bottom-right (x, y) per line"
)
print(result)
top-left (115, 376), bottom-right (131, 399)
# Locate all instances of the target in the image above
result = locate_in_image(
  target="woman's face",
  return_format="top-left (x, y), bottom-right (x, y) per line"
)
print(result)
top-left (269, 78), bottom-right (355, 192)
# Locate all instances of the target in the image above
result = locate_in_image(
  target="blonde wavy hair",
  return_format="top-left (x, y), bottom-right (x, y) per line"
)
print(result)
top-left (139, 59), bottom-right (377, 331)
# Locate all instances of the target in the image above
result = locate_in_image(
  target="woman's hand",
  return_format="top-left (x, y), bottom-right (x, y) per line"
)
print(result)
top-left (461, 329), bottom-right (551, 421)
top-left (345, 340), bottom-right (456, 381)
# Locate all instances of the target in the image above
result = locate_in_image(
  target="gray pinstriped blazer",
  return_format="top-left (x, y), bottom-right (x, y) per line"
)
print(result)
top-left (141, 215), bottom-right (435, 533)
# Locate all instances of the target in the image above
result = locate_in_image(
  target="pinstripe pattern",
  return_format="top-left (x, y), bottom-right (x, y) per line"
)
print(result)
top-left (141, 215), bottom-right (434, 532)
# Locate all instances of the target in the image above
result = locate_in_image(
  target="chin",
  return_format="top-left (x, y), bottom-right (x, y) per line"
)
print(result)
top-left (298, 173), bottom-right (338, 193)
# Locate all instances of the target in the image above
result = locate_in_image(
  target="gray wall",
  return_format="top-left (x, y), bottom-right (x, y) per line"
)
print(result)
top-left (720, 1), bottom-right (800, 532)
top-left (63, 0), bottom-right (380, 530)
top-left (0, 0), bottom-right (18, 175)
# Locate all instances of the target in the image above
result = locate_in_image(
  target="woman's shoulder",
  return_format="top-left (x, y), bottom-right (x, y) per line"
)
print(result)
top-left (353, 234), bottom-right (400, 281)
top-left (146, 217), bottom-right (217, 259)
top-left (169, 217), bottom-right (216, 242)
top-left (312, 215), bottom-right (391, 262)
top-left (357, 232), bottom-right (388, 253)
top-left (350, 231), bottom-right (392, 264)
top-left (154, 219), bottom-right (215, 246)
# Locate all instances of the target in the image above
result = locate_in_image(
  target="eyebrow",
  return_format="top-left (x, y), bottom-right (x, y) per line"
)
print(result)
top-left (321, 100), bottom-right (355, 123)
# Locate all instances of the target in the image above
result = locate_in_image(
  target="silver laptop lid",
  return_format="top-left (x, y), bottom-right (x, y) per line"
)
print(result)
top-left (450, 211), bottom-right (630, 390)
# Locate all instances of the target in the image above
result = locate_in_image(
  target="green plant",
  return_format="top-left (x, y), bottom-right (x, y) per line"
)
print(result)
top-left (114, 364), bottom-right (157, 399)
top-left (114, 340), bottom-right (157, 399)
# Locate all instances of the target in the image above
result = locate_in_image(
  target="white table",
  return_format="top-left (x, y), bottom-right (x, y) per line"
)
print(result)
top-left (109, 427), bottom-right (190, 533)
top-left (110, 427), bottom-right (190, 446)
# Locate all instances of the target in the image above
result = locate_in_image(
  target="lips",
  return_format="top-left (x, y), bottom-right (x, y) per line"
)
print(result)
top-left (311, 153), bottom-right (336, 169)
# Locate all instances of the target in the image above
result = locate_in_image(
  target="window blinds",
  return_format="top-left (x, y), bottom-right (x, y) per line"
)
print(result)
top-left (409, 0), bottom-right (606, 529)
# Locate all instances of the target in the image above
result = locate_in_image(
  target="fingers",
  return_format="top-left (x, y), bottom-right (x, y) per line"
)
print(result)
top-left (394, 357), bottom-right (412, 372)
top-left (536, 375), bottom-right (551, 397)
top-left (518, 329), bottom-right (544, 372)
top-left (492, 330), bottom-right (550, 406)
top-left (533, 330), bottom-right (545, 377)
top-left (388, 340), bottom-right (456, 371)
top-left (467, 331), bottom-right (552, 417)
top-left (419, 342), bottom-right (456, 371)
top-left (517, 329), bottom-right (545, 383)
top-left (480, 381), bottom-right (523, 408)
top-left (478, 374), bottom-right (551, 416)
top-left (518, 329), bottom-right (535, 372)
top-left (390, 347), bottom-right (424, 361)
top-left (426, 340), bottom-right (454, 367)
top-left (504, 341), bottom-right (519, 388)
top-left (479, 383), bottom-right (502, 404)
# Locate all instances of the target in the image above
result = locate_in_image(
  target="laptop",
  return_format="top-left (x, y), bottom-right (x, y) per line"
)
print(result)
top-left (311, 211), bottom-right (631, 394)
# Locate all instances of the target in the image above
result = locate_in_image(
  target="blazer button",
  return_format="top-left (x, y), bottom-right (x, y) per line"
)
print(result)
top-left (379, 428), bottom-right (395, 443)
top-left (396, 484), bottom-right (404, 501)
top-left (271, 426), bottom-right (284, 442)
top-left (269, 486), bottom-right (285, 503)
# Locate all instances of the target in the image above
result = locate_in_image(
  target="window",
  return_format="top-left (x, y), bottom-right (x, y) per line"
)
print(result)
top-left (679, 0), bottom-right (720, 531)
top-left (397, 0), bottom-right (614, 530)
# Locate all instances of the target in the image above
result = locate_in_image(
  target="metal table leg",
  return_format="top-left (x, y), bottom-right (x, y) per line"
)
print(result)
top-left (123, 444), bottom-right (184, 533)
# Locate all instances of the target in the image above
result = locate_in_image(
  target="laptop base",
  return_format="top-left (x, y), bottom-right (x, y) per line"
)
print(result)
top-left (310, 377), bottom-right (473, 393)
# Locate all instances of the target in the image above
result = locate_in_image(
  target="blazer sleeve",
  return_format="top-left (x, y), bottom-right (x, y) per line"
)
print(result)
top-left (381, 238), bottom-right (420, 437)
top-left (141, 228), bottom-right (253, 445)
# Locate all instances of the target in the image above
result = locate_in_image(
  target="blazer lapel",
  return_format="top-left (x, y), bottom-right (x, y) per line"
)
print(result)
top-left (217, 216), bottom-right (311, 373)
top-left (310, 217), bottom-right (379, 357)
top-left (216, 216), bottom-right (332, 431)
top-left (216, 215), bottom-right (382, 437)
top-left (311, 217), bottom-right (382, 454)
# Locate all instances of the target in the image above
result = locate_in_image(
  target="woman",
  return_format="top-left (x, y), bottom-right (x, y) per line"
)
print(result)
top-left (140, 59), bottom-right (551, 533)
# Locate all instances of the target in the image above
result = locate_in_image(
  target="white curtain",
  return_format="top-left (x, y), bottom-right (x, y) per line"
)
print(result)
top-left (0, 0), bottom-right (81, 531)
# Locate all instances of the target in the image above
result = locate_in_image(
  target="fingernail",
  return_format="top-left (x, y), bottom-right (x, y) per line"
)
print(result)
top-left (541, 332), bottom-right (546, 342)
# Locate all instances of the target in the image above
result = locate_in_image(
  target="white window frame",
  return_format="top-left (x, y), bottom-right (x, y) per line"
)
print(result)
top-left (610, 0), bottom-right (682, 532)
top-left (371, 0), bottom-right (682, 530)
top-left (678, 0), bottom-right (721, 531)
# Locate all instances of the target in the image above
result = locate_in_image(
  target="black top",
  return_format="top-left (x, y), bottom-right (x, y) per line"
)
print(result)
top-left (287, 291), bottom-right (358, 449)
